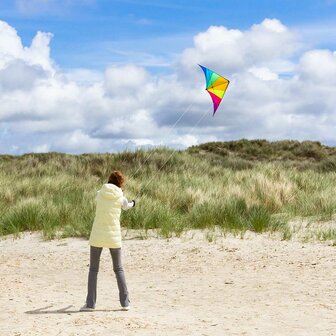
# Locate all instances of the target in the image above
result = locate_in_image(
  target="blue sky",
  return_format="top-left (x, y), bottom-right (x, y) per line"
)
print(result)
top-left (1, 0), bottom-right (336, 70)
top-left (1, 0), bottom-right (336, 154)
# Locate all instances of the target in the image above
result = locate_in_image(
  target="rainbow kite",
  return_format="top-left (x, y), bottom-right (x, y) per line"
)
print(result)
top-left (199, 64), bottom-right (230, 116)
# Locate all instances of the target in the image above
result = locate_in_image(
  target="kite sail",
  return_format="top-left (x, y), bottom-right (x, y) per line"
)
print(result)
top-left (199, 64), bottom-right (230, 116)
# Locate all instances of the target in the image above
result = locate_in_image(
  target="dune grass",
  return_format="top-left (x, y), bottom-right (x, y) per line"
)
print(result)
top-left (1, 140), bottom-right (336, 243)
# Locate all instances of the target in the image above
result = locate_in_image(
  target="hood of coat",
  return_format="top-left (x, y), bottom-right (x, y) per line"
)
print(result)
top-left (99, 183), bottom-right (123, 200)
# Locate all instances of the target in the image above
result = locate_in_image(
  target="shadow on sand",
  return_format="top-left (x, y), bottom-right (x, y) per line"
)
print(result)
top-left (25, 305), bottom-right (122, 314)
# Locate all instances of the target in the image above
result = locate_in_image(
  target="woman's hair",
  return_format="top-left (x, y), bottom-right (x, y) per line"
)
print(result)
top-left (108, 171), bottom-right (125, 188)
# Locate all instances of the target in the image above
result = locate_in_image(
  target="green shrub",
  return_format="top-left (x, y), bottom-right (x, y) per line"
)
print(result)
top-left (1, 140), bottom-right (336, 242)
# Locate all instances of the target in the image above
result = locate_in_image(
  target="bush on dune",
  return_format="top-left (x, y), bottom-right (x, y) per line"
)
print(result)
top-left (1, 140), bottom-right (336, 242)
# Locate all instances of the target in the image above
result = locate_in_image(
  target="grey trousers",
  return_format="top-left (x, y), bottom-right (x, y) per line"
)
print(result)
top-left (85, 246), bottom-right (130, 308)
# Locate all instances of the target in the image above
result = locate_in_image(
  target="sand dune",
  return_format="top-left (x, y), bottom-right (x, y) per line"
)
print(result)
top-left (0, 231), bottom-right (335, 336)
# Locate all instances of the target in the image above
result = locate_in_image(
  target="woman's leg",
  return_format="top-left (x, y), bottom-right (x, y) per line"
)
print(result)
top-left (86, 246), bottom-right (103, 308)
top-left (109, 248), bottom-right (130, 308)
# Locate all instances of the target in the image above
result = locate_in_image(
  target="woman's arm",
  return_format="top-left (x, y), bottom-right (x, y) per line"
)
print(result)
top-left (121, 197), bottom-right (135, 210)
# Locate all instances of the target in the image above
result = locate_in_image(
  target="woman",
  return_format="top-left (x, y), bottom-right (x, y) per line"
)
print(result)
top-left (81, 171), bottom-right (135, 311)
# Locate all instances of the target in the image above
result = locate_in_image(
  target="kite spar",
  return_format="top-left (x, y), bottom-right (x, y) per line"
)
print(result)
top-left (199, 64), bottom-right (230, 116)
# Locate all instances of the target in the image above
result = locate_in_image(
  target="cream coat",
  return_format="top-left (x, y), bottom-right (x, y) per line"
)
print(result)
top-left (89, 183), bottom-right (133, 248)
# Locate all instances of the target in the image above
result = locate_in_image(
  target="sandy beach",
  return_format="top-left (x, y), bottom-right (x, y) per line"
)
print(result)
top-left (0, 231), bottom-right (335, 336)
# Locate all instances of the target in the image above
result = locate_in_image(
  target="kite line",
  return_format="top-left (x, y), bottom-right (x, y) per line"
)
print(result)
top-left (127, 64), bottom-right (230, 197)
top-left (134, 106), bottom-right (212, 199)
top-left (127, 100), bottom-right (196, 180)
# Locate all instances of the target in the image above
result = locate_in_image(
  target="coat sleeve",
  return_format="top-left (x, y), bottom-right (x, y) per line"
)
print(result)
top-left (120, 196), bottom-right (135, 210)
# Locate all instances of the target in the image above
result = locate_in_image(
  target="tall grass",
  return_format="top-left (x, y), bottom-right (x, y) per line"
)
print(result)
top-left (1, 141), bottom-right (336, 242)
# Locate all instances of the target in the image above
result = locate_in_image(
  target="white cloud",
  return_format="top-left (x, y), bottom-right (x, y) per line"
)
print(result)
top-left (23, 31), bottom-right (54, 73)
top-left (298, 49), bottom-right (336, 84)
top-left (178, 19), bottom-right (300, 77)
top-left (0, 21), bottom-right (54, 73)
top-left (62, 68), bottom-right (104, 85)
top-left (104, 64), bottom-right (149, 96)
top-left (127, 138), bottom-right (154, 146)
top-left (0, 21), bottom-right (23, 62)
top-left (245, 19), bottom-right (299, 61)
top-left (33, 143), bottom-right (50, 153)
top-left (1, 18), bottom-right (336, 154)
top-left (295, 21), bottom-right (336, 49)
top-left (172, 134), bottom-right (199, 147)
top-left (93, 108), bottom-right (158, 139)
top-left (0, 60), bottom-right (46, 91)
top-left (54, 129), bottom-right (102, 152)
top-left (248, 67), bottom-right (278, 81)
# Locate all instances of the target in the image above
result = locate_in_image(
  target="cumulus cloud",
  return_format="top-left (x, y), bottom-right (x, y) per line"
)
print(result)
top-left (1, 18), bottom-right (336, 154)
top-left (104, 64), bottom-right (149, 96)
top-left (178, 19), bottom-right (300, 77)
top-left (298, 49), bottom-right (336, 84)
top-left (0, 60), bottom-right (46, 91)
top-left (32, 143), bottom-right (50, 153)
top-left (0, 21), bottom-right (23, 62)
top-left (248, 67), bottom-right (278, 81)
top-left (0, 21), bottom-right (54, 73)
top-left (53, 129), bottom-right (102, 153)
